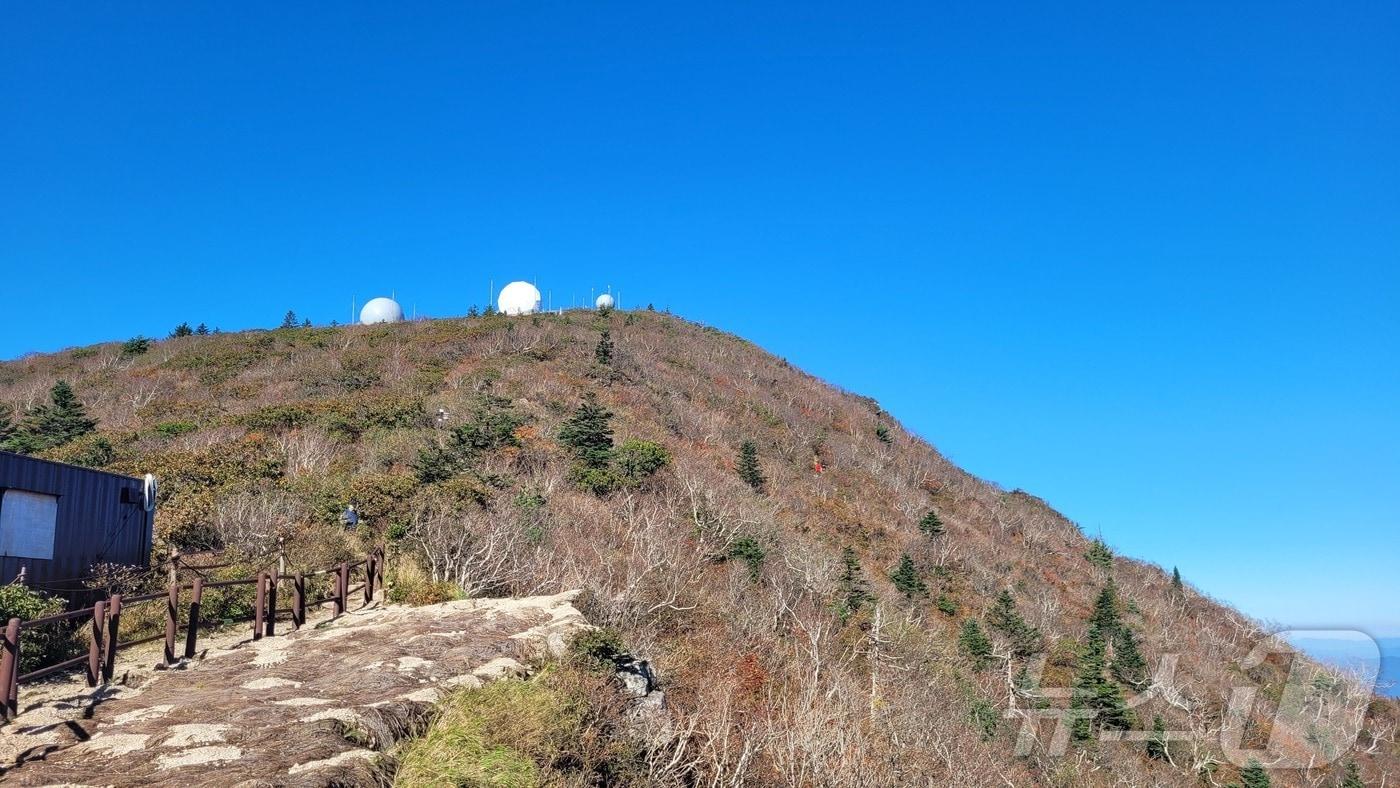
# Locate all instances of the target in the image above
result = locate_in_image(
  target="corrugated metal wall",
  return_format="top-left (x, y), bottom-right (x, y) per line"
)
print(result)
top-left (0, 451), bottom-right (154, 590)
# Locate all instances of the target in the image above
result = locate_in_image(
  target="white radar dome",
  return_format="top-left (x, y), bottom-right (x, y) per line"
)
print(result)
top-left (497, 281), bottom-right (541, 316)
top-left (359, 297), bottom-right (404, 325)
top-left (595, 293), bottom-right (615, 310)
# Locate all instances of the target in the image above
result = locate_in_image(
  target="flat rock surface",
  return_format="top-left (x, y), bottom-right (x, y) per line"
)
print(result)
top-left (0, 591), bottom-right (589, 787)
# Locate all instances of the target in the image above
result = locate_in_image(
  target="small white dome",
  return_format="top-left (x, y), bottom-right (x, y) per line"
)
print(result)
top-left (359, 297), bottom-right (404, 325)
top-left (595, 293), bottom-right (615, 310)
top-left (498, 281), bottom-right (541, 316)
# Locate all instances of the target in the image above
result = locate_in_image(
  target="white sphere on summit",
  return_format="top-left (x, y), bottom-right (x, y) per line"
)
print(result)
top-left (497, 281), bottom-right (541, 316)
top-left (359, 297), bottom-right (404, 325)
top-left (595, 293), bottom-right (615, 310)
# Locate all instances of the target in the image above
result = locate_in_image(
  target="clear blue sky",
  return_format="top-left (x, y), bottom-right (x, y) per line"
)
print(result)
top-left (3, 3), bottom-right (1396, 633)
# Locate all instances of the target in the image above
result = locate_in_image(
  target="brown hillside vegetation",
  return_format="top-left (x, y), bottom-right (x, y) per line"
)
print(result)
top-left (2, 310), bottom-right (1396, 786)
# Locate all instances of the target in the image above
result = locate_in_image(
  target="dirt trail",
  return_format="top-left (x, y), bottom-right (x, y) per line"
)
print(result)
top-left (0, 590), bottom-right (590, 786)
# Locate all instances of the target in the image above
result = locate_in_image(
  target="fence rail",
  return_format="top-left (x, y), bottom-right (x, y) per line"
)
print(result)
top-left (0, 548), bottom-right (383, 722)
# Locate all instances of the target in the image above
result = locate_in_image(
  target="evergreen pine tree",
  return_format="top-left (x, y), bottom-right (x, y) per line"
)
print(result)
top-left (1089, 579), bottom-right (1122, 635)
top-left (1338, 760), bottom-right (1364, 788)
top-left (13, 381), bottom-right (97, 453)
top-left (467, 305), bottom-right (480, 318)
top-left (594, 330), bottom-right (614, 366)
top-left (874, 424), bottom-right (892, 444)
top-left (1086, 538), bottom-right (1114, 569)
top-left (736, 440), bottom-right (766, 493)
top-left (837, 547), bottom-right (873, 617)
top-left (988, 590), bottom-right (1022, 636)
top-left (889, 553), bottom-right (927, 598)
top-left (171, 322), bottom-right (193, 338)
top-left (302, 318), bottom-right (312, 327)
top-left (988, 589), bottom-right (1044, 657)
top-left (1146, 715), bottom-right (1169, 760)
top-left (959, 619), bottom-right (993, 669)
top-left (1111, 626), bottom-right (1148, 688)
top-left (1240, 759), bottom-right (1271, 788)
top-left (121, 336), bottom-right (150, 356)
top-left (281, 310), bottom-right (298, 328)
top-left (918, 509), bottom-right (945, 537)
top-left (556, 394), bottom-right (614, 469)
top-left (1070, 621), bottom-right (1134, 740)
top-left (194, 323), bottom-right (210, 335)
top-left (1172, 566), bottom-right (1184, 592)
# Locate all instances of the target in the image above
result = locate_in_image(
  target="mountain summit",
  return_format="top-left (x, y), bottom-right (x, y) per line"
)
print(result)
top-left (1, 310), bottom-right (1395, 786)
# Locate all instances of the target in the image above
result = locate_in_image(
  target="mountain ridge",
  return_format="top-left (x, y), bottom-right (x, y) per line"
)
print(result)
top-left (1, 309), bottom-right (1395, 786)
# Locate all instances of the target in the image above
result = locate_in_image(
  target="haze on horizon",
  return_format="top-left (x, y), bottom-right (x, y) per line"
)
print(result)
top-left (1, 3), bottom-right (1396, 636)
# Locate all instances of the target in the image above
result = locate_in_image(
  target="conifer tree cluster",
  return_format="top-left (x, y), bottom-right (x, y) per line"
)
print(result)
top-left (1238, 759), bottom-right (1271, 788)
top-left (413, 395), bottom-right (524, 483)
top-left (837, 547), bottom-right (873, 618)
top-left (594, 329), bottom-right (614, 366)
top-left (1146, 715), bottom-right (1169, 761)
top-left (1085, 538), bottom-right (1114, 570)
top-left (121, 336), bottom-right (150, 356)
top-left (1, 381), bottom-right (98, 454)
top-left (918, 509), bottom-right (944, 538)
top-left (959, 618), bottom-right (993, 669)
top-left (889, 553), bottom-right (927, 598)
top-left (171, 322), bottom-right (194, 338)
top-left (736, 440), bottom-right (766, 493)
top-left (554, 394), bottom-right (669, 495)
top-left (987, 589), bottom-right (1044, 657)
top-left (1070, 579), bottom-right (1137, 740)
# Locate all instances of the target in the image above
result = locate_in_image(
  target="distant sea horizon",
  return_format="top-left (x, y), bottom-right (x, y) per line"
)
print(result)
top-left (1291, 636), bottom-right (1400, 699)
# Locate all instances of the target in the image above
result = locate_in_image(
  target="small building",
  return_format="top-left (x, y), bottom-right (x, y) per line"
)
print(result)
top-left (0, 451), bottom-right (155, 588)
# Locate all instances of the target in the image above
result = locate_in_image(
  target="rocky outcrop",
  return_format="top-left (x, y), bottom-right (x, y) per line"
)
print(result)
top-left (0, 590), bottom-right (590, 787)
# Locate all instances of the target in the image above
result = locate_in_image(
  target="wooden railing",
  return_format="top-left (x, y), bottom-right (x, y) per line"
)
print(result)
top-left (0, 548), bottom-right (384, 722)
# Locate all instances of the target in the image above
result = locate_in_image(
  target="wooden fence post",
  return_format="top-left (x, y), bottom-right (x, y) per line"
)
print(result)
top-left (104, 595), bottom-right (122, 683)
top-left (292, 572), bottom-right (305, 630)
top-left (265, 572), bottom-right (278, 637)
top-left (184, 578), bottom-right (203, 660)
top-left (336, 562), bottom-right (348, 617)
top-left (364, 552), bottom-right (374, 605)
top-left (253, 572), bottom-right (266, 641)
top-left (0, 618), bottom-right (18, 720)
top-left (6, 621), bottom-right (21, 718)
top-left (87, 601), bottom-right (106, 687)
top-left (163, 581), bottom-right (179, 666)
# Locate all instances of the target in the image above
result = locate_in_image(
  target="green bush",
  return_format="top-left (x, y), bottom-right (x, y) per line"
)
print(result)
top-left (121, 336), bottom-right (151, 356)
top-left (614, 439), bottom-right (670, 482)
top-left (155, 421), bottom-right (199, 437)
top-left (724, 537), bottom-right (767, 581)
top-left (0, 585), bottom-right (82, 674)
top-left (568, 627), bottom-right (627, 673)
top-left (568, 465), bottom-right (621, 497)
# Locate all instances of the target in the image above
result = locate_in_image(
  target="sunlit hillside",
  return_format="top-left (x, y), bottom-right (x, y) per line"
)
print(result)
top-left (1, 310), bottom-right (1395, 786)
